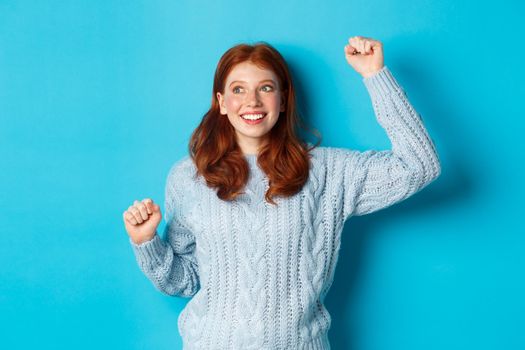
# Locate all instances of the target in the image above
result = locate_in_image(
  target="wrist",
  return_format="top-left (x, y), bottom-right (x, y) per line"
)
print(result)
top-left (133, 232), bottom-right (156, 245)
top-left (362, 66), bottom-right (384, 78)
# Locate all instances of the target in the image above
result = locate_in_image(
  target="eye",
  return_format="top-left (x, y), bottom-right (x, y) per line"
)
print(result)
top-left (261, 85), bottom-right (274, 92)
top-left (232, 86), bottom-right (243, 94)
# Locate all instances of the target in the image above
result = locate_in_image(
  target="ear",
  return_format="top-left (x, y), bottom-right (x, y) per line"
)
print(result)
top-left (217, 92), bottom-right (227, 115)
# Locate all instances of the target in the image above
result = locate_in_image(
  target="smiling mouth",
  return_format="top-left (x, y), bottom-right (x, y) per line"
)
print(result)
top-left (240, 113), bottom-right (267, 121)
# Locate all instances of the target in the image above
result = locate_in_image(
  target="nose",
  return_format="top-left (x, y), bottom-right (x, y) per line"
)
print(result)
top-left (245, 88), bottom-right (262, 106)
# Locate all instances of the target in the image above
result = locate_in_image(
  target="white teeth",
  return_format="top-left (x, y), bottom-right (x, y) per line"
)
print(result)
top-left (241, 113), bottom-right (265, 120)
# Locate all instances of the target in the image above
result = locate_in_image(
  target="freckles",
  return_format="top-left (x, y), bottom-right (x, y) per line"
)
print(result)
top-left (228, 101), bottom-right (242, 112)
top-left (225, 96), bottom-right (241, 109)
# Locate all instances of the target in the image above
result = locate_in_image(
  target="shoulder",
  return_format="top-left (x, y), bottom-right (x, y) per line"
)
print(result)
top-left (308, 144), bottom-right (359, 167)
top-left (166, 155), bottom-right (200, 189)
top-left (168, 155), bottom-right (195, 175)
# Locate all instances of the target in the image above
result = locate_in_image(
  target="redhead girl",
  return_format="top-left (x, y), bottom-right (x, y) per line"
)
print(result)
top-left (123, 36), bottom-right (441, 350)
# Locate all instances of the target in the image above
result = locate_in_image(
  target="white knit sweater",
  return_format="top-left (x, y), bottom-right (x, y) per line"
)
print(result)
top-left (130, 66), bottom-right (441, 350)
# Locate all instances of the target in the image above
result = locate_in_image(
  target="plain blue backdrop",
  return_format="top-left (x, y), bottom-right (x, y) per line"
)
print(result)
top-left (1, 0), bottom-right (524, 349)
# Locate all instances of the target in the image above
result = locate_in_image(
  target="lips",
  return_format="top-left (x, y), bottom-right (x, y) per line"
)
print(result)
top-left (240, 112), bottom-right (267, 120)
top-left (241, 112), bottom-right (266, 117)
top-left (240, 112), bottom-right (267, 125)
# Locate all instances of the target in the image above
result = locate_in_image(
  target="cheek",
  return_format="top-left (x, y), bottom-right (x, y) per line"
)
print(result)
top-left (266, 95), bottom-right (281, 110)
top-left (225, 97), bottom-right (242, 111)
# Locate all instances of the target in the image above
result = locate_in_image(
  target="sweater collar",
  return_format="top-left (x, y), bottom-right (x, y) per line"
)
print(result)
top-left (244, 153), bottom-right (263, 175)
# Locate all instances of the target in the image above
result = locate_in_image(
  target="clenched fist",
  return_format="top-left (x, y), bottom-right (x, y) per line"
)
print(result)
top-left (344, 36), bottom-right (384, 78)
top-left (123, 198), bottom-right (162, 245)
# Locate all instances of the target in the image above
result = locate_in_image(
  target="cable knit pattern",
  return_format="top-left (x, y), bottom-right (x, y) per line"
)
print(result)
top-left (129, 66), bottom-right (441, 350)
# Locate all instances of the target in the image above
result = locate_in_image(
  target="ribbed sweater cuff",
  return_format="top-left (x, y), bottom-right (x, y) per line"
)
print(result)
top-left (129, 232), bottom-right (166, 264)
top-left (362, 65), bottom-right (403, 98)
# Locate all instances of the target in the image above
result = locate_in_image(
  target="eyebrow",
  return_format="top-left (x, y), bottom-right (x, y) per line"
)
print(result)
top-left (229, 79), bottom-right (277, 87)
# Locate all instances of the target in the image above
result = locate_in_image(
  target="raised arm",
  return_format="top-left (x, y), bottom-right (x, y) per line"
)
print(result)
top-left (129, 161), bottom-right (200, 297)
top-left (321, 36), bottom-right (441, 220)
top-left (333, 64), bottom-right (441, 219)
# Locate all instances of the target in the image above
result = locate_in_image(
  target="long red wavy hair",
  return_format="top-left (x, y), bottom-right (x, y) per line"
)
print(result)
top-left (188, 42), bottom-right (321, 205)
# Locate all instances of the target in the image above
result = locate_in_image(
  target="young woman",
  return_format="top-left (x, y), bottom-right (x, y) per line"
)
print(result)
top-left (123, 36), bottom-right (441, 350)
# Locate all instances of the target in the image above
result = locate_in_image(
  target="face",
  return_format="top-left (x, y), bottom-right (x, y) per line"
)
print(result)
top-left (217, 61), bottom-right (285, 155)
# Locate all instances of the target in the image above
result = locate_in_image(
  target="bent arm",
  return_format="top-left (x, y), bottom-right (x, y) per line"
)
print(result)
top-left (340, 66), bottom-right (441, 219)
top-left (129, 163), bottom-right (200, 297)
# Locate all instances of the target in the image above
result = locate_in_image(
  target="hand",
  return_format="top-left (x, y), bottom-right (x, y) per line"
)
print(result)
top-left (344, 36), bottom-right (385, 78)
top-left (123, 198), bottom-right (162, 245)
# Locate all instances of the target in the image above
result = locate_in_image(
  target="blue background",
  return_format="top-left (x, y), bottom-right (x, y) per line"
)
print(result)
top-left (1, 1), bottom-right (524, 349)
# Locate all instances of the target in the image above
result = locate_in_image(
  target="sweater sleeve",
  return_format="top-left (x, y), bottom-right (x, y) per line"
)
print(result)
top-left (334, 66), bottom-right (441, 219)
top-left (129, 160), bottom-right (200, 298)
